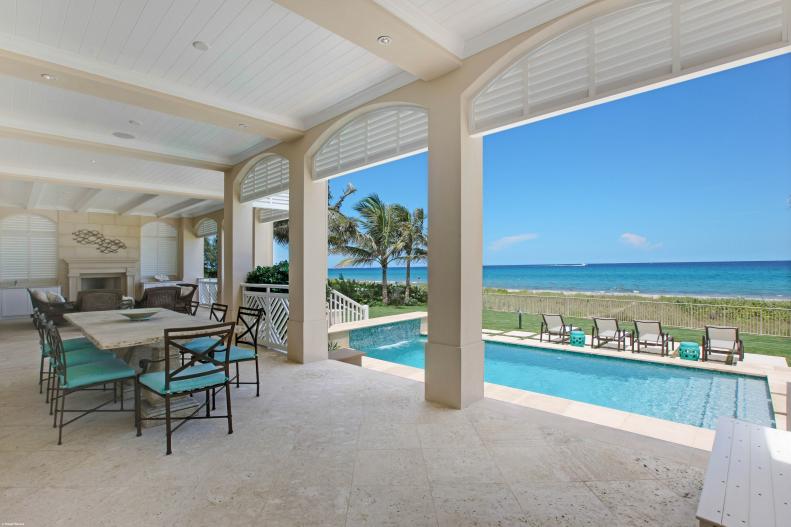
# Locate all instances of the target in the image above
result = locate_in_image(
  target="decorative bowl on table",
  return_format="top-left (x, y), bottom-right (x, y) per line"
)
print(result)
top-left (118, 308), bottom-right (162, 321)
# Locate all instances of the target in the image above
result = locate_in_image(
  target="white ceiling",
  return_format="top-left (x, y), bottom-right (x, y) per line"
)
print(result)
top-left (0, 178), bottom-right (222, 218)
top-left (0, 0), bottom-right (594, 212)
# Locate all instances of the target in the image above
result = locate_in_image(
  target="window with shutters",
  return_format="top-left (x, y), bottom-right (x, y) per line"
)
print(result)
top-left (0, 213), bottom-right (57, 287)
top-left (140, 221), bottom-right (178, 278)
top-left (195, 218), bottom-right (218, 238)
top-left (471, 0), bottom-right (789, 134)
top-left (313, 105), bottom-right (428, 181)
top-left (240, 155), bottom-right (290, 204)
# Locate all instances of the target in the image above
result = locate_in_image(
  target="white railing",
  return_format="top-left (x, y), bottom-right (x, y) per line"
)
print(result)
top-left (328, 288), bottom-right (369, 326)
top-left (241, 283), bottom-right (290, 352)
top-left (483, 293), bottom-right (791, 337)
top-left (197, 278), bottom-right (217, 306)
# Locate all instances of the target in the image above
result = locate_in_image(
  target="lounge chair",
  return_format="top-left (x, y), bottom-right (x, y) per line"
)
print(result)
top-left (539, 314), bottom-right (578, 344)
top-left (591, 317), bottom-right (629, 351)
top-left (702, 326), bottom-right (744, 362)
top-left (633, 320), bottom-right (674, 356)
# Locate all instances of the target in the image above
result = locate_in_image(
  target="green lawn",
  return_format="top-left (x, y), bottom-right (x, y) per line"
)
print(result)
top-left (369, 304), bottom-right (791, 365)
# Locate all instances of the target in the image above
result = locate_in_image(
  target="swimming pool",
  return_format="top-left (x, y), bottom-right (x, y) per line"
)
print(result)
top-left (350, 321), bottom-right (775, 430)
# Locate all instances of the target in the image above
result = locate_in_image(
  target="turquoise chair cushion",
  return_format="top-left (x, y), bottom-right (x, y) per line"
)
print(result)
top-left (138, 363), bottom-right (228, 395)
top-left (184, 336), bottom-right (226, 353)
top-left (62, 348), bottom-right (115, 367)
top-left (42, 337), bottom-right (97, 357)
top-left (212, 345), bottom-right (256, 363)
top-left (59, 358), bottom-right (135, 389)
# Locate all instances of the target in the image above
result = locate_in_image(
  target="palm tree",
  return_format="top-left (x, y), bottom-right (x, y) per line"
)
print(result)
top-left (394, 207), bottom-right (427, 302)
top-left (336, 194), bottom-right (404, 304)
top-left (271, 183), bottom-right (357, 252)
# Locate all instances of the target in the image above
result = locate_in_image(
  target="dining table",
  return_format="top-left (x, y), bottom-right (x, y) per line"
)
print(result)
top-left (64, 308), bottom-right (208, 425)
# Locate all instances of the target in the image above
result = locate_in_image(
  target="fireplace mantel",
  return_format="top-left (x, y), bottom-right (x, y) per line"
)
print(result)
top-left (64, 257), bottom-right (139, 301)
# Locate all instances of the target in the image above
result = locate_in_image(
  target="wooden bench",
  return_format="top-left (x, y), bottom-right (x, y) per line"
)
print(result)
top-left (697, 417), bottom-right (791, 526)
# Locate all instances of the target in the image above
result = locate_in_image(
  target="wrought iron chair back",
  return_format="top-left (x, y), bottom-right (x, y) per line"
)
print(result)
top-left (188, 300), bottom-right (200, 316)
top-left (44, 322), bottom-right (68, 384)
top-left (163, 323), bottom-right (235, 393)
top-left (209, 302), bottom-right (229, 322)
top-left (234, 307), bottom-right (263, 348)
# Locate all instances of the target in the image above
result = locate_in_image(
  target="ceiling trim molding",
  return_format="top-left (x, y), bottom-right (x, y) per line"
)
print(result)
top-left (373, 0), bottom-right (464, 57)
top-left (0, 125), bottom-right (231, 172)
top-left (26, 181), bottom-right (45, 210)
top-left (156, 199), bottom-right (208, 218)
top-left (463, 0), bottom-right (595, 58)
top-left (302, 70), bottom-right (416, 129)
top-left (118, 194), bottom-right (158, 215)
top-left (274, 0), bottom-right (461, 81)
top-left (73, 188), bottom-right (103, 213)
top-left (0, 168), bottom-right (222, 201)
top-left (0, 43), bottom-right (304, 140)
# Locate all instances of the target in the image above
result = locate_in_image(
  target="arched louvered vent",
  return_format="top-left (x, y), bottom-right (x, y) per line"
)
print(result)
top-left (195, 218), bottom-right (218, 237)
top-left (313, 106), bottom-right (428, 180)
top-left (471, 0), bottom-right (789, 134)
top-left (240, 155), bottom-right (289, 203)
top-left (257, 209), bottom-right (289, 224)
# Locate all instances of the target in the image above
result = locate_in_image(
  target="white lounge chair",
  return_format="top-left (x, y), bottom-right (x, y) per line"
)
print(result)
top-left (591, 317), bottom-right (629, 351)
top-left (702, 326), bottom-right (744, 362)
top-left (633, 320), bottom-right (674, 356)
top-left (539, 314), bottom-right (578, 344)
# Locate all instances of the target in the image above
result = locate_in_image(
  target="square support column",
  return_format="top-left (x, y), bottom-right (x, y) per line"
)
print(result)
top-left (222, 171), bottom-right (255, 315)
top-left (287, 158), bottom-right (328, 363)
top-left (425, 100), bottom-right (484, 409)
top-left (254, 220), bottom-right (274, 267)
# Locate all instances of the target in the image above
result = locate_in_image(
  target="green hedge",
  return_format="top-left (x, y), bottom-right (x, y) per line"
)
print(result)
top-left (246, 261), bottom-right (289, 284)
top-left (328, 277), bottom-right (427, 306)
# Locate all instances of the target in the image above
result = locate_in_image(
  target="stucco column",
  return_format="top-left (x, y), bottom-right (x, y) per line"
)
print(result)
top-left (424, 99), bottom-right (484, 409)
top-left (222, 169), bottom-right (255, 315)
top-left (180, 218), bottom-right (203, 283)
top-left (287, 156), bottom-right (328, 363)
top-left (254, 220), bottom-right (274, 267)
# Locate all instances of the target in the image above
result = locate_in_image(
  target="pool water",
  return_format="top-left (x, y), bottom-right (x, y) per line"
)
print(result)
top-left (351, 323), bottom-right (775, 430)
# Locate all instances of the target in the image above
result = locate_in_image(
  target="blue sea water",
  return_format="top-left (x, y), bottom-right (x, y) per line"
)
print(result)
top-left (350, 321), bottom-right (775, 430)
top-left (329, 260), bottom-right (791, 299)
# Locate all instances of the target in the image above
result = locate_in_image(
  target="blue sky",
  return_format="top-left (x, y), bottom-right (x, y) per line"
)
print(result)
top-left (273, 53), bottom-right (791, 267)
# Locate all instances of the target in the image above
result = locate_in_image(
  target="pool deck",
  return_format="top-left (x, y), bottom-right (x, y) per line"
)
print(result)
top-left (360, 328), bottom-right (791, 451)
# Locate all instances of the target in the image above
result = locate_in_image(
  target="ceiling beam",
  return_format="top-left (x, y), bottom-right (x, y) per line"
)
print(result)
top-left (0, 47), bottom-right (304, 141)
top-left (156, 199), bottom-right (207, 218)
top-left (26, 181), bottom-right (45, 209)
top-left (0, 125), bottom-right (231, 172)
top-left (73, 188), bottom-right (103, 212)
top-left (117, 194), bottom-right (158, 216)
top-left (273, 0), bottom-right (461, 80)
top-left (0, 169), bottom-right (222, 201)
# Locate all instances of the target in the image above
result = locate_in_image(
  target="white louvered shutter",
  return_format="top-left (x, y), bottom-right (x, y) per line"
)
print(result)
top-left (240, 155), bottom-right (290, 203)
top-left (0, 214), bottom-right (57, 286)
top-left (141, 222), bottom-right (178, 278)
top-left (313, 106), bottom-right (428, 180)
top-left (471, 0), bottom-right (789, 134)
top-left (196, 218), bottom-right (218, 237)
top-left (257, 209), bottom-right (289, 224)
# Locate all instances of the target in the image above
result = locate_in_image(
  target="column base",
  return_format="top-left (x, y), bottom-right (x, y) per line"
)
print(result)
top-left (424, 340), bottom-right (484, 409)
top-left (287, 318), bottom-right (329, 363)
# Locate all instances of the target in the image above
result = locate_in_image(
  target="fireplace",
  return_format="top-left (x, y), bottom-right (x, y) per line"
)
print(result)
top-left (64, 258), bottom-right (139, 302)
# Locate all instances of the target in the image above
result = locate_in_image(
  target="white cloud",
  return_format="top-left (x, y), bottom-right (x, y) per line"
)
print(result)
top-left (489, 233), bottom-right (539, 251)
top-left (620, 232), bottom-right (662, 250)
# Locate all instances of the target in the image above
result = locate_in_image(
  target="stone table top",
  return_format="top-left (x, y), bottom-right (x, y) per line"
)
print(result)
top-left (64, 309), bottom-right (204, 350)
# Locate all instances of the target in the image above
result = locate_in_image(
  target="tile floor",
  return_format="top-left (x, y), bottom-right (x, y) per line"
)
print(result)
top-left (0, 319), bottom-right (708, 526)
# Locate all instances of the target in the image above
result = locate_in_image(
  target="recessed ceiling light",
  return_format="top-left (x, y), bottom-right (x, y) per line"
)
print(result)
top-left (40, 73), bottom-right (56, 80)
top-left (90, 159), bottom-right (97, 164)
top-left (238, 123), bottom-right (248, 129)
top-left (377, 35), bottom-right (392, 46)
top-left (128, 119), bottom-right (142, 127)
top-left (192, 40), bottom-right (209, 51)
top-left (112, 132), bottom-right (135, 140)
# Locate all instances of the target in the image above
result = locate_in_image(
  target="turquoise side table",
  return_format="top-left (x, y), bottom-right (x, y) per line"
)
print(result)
top-left (679, 341), bottom-right (700, 361)
top-left (569, 330), bottom-right (586, 347)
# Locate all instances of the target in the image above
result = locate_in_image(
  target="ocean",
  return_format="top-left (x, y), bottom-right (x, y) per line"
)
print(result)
top-left (328, 260), bottom-right (791, 299)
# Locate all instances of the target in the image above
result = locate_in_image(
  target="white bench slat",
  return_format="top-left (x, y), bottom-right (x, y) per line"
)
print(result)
top-left (721, 420), bottom-right (751, 525)
top-left (697, 418), bottom-right (735, 525)
top-left (767, 426), bottom-right (791, 526)
top-left (747, 424), bottom-right (776, 526)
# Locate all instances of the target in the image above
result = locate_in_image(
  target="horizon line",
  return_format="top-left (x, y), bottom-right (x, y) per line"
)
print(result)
top-left (327, 259), bottom-right (791, 270)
